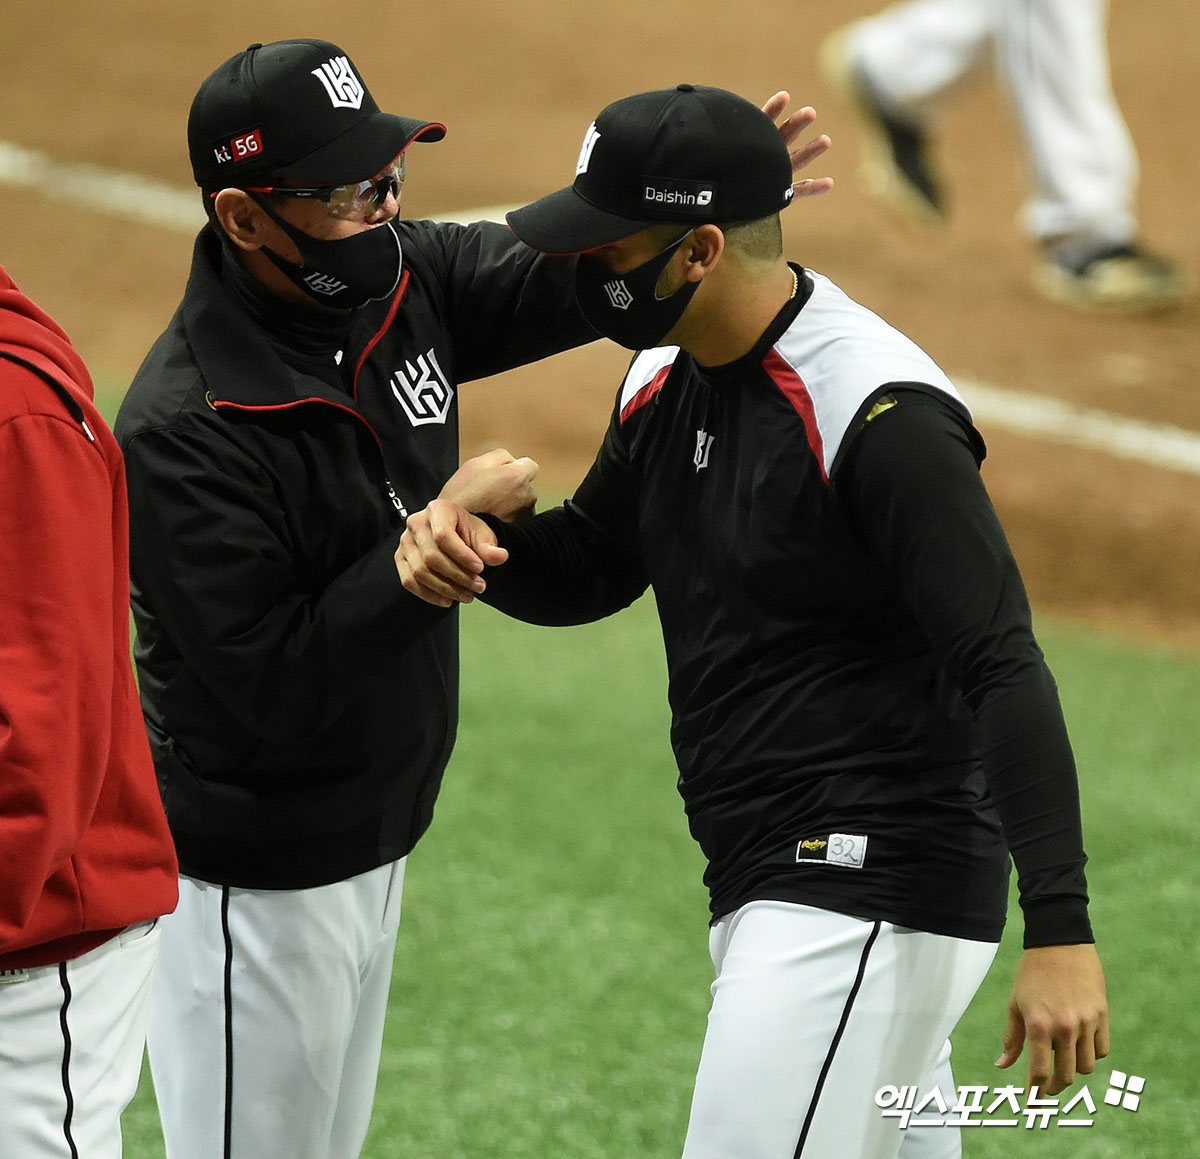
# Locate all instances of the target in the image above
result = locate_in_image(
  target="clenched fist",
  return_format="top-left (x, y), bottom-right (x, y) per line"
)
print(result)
top-left (440, 448), bottom-right (539, 522)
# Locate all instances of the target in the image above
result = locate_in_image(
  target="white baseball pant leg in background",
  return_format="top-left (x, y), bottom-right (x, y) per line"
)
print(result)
top-left (849, 0), bottom-right (1137, 244)
top-left (147, 859), bottom-right (405, 1159)
top-left (0, 919), bottom-right (161, 1159)
top-left (850, 0), bottom-right (995, 119)
top-left (996, 0), bottom-right (1137, 243)
top-left (680, 901), bottom-right (998, 1159)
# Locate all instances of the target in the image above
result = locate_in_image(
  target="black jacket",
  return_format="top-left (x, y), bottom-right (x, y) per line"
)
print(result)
top-left (116, 220), bottom-right (592, 889)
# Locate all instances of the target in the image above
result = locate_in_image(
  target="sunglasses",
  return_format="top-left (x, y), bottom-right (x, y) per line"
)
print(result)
top-left (246, 152), bottom-right (407, 220)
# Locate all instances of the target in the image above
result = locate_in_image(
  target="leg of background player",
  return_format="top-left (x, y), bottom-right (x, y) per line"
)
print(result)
top-left (147, 861), bottom-right (405, 1159)
top-left (849, 0), bottom-right (996, 122)
top-left (821, 0), bottom-right (996, 224)
top-left (679, 901), bottom-right (997, 1159)
top-left (0, 920), bottom-right (160, 1159)
top-left (998, 0), bottom-right (1136, 246)
top-left (828, 0), bottom-right (1189, 307)
top-left (1002, 0), bottom-right (1191, 307)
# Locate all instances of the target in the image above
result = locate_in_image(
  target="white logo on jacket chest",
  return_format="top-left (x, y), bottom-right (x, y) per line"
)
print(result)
top-left (390, 349), bottom-right (454, 426)
top-left (694, 430), bottom-right (714, 471)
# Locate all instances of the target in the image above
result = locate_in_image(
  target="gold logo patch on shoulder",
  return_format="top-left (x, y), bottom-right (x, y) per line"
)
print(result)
top-left (795, 833), bottom-right (868, 869)
top-left (864, 394), bottom-right (898, 423)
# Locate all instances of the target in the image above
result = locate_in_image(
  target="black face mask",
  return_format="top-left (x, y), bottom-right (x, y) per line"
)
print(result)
top-left (251, 195), bottom-right (403, 311)
top-left (574, 230), bottom-right (700, 350)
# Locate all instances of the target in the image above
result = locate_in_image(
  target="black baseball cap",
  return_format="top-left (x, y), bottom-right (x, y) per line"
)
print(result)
top-left (188, 39), bottom-right (446, 188)
top-left (506, 84), bottom-right (794, 254)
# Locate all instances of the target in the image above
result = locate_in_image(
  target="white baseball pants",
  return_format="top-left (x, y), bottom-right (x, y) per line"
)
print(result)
top-left (680, 901), bottom-right (998, 1159)
top-left (147, 860), bottom-right (405, 1159)
top-left (848, 0), bottom-right (1138, 243)
top-left (0, 919), bottom-right (161, 1158)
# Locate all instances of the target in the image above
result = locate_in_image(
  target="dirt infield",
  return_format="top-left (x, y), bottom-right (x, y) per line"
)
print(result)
top-left (4, 0), bottom-right (1198, 646)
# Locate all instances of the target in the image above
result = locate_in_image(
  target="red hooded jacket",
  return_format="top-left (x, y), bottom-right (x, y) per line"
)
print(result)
top-left (0, 265), bottom-right (177, 970)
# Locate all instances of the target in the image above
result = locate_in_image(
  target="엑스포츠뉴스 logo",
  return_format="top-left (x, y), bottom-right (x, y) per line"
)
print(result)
top-left (312, 56), bottom-right (365, 110)
top-left (876, 1068), bottom-right (1147, 1130)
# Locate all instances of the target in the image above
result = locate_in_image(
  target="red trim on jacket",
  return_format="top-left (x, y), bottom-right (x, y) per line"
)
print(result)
top-left (352, 269), bottom-right (411, 398)
top-left (210, 395), bottom-right (388, 454)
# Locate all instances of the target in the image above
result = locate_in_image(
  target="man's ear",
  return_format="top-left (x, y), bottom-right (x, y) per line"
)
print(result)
top-left (683, 224), bottom-right (725, 282)
top-left (212, 189), bottom-right (271, 252)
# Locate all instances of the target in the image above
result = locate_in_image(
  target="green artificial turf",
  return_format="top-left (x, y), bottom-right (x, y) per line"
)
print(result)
top-left (120, 597), bottom-right (1198, 1157)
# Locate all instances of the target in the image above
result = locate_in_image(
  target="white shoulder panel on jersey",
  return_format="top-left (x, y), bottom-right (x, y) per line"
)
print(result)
top-left (619, 346), bottom-right (680, 424)
top-left (765, 271), bottom-right (967, 480)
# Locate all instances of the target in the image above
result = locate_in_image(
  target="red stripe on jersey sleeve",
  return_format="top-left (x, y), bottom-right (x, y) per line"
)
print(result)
top-left (763, 348), bottom-right (828, 483)
top-left (619, 365), bottom-right (672, 425)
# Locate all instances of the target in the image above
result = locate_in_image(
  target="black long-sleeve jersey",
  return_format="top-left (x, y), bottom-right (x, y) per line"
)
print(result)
top-left (481, 268), bottom-right (1091, 948)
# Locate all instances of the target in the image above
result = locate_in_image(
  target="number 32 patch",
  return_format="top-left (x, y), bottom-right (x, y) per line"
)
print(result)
top-left (795, 832), bottom-right (869, 869)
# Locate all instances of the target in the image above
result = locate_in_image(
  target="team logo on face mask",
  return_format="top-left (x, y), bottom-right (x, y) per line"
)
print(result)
top-left (390, 348), bottom-right (454, 426)
top-left (303, 272), bottom-right (350, 297)
top-left (312, 56), bottom-right (365, 110)
top-left (604, 279), bottom-right (634, 310)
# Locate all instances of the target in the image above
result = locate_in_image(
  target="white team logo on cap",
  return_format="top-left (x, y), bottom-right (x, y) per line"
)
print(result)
top-left (312, 56), bottom-right (365, 110)
top-left (576, 123), bottom-right (601, 175)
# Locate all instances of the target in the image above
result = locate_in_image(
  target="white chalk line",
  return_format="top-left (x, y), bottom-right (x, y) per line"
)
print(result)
top-left (6, 139), bottom-right (1199, 479)
top-left (0, 139), bottom-right (509, 232)
top-left (0, 140), bottom-right (206, 232)
top-left (959, 380), bottom-right (1200, 478)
